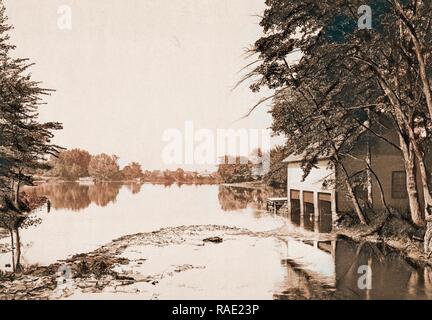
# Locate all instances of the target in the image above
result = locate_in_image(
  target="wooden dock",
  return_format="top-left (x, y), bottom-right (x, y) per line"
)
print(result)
top-left (266, 197), bottom-right (287, 214)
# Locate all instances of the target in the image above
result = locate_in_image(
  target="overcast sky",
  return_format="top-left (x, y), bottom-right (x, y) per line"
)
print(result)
top-left (4, 0), bottom-right (282, 170)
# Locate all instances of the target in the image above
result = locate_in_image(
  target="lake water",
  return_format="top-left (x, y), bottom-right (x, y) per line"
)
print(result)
top-left (1, 182), bottom-right (432, 299)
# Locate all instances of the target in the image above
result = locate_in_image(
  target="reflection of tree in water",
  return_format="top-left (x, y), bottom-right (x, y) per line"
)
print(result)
top-left (218, 186), bottom-right (285, 211)
top-left (25, 182), bottom-right (126, 211)
top-left (25, 183), bottom-right (91, 211)
top-left (334, 237), bottom-right (432, 299)
top-left (125, 182), bottom-right (142, 194)
top-left (274, 237), bottom-right (432, 299)
top-left (274, 258), bottom-right (332, 300)
top-left (88, 182), bottom-right (122, 207)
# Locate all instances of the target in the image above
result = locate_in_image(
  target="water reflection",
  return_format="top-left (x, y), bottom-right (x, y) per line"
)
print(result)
top-left (1, 184), bottom-right (285, 271)
top-left (24, 182), bottom-right (142, 211)
top-left (24, 183), bottom-right (285, 213)
top-left (26, 182), bottom-right (331, 234)
top-left (217, 186), bottom-right (285, 211)
top-left (3, 183), bottom-right (432, 299)
top-left (125, 182), bottom-right (142, 195)
top-left (283, 208), bottom-right (333, 234)
top-left (334, 236), bottom-right (432, 299)
top-left (275, 236), bottom-right (432, 300)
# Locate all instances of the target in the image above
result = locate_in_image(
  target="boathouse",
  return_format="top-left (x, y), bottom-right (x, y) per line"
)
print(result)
top-left (283, 128), bottom-right (430, 228)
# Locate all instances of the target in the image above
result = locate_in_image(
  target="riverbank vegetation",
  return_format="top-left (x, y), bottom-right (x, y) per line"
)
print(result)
top-left (247, 0), bottom-right (432, 255)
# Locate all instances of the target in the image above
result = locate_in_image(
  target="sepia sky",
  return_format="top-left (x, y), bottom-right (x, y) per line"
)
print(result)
top-left (4, 0), bottom-right (286, 170)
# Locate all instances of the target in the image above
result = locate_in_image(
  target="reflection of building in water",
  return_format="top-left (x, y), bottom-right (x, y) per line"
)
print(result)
top-left (275, 236), bottom-right (432, 300)
top-left (281, 189), bottom-right (333, 234)
top-left (274, 238), bottom-right (336, 300)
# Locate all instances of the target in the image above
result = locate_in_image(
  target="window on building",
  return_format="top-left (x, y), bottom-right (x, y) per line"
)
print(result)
top-left (392, 171), bottom-right (408, 199)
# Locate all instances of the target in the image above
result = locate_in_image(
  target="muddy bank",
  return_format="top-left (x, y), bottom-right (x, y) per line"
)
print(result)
top-left (0, 225), bottom-right (293, 300)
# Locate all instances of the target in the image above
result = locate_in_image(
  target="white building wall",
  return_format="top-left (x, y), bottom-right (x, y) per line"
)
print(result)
top-left (287, 160), bottom-right (334, 192)
top-left (287, 159), bottom-right (337, 219)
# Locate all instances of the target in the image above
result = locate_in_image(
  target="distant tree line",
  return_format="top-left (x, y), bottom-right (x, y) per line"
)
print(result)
top-left (48, 149), bottom-right (142, 181)
top-left (48, 149), bottom-right (222, 184)
top-left (141, 168), bottom-right (221, 185)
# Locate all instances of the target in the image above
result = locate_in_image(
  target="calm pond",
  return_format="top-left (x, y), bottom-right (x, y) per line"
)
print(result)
top-left (1, 182), bottom-right (432, 299)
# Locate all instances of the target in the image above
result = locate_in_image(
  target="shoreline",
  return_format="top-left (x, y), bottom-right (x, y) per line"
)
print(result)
top-left (221, 181), bottom-right (283, 190)
top-left (33, 178), bottom-right (221, 186)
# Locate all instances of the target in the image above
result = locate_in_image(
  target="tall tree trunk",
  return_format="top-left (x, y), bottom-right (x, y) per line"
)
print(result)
top-left (376, 75), bottom-right (425, 225)
top-left (339, 162), bottom-right (368, 225)
top-left (14, 227), bottom-right (22, 272)
top-left (362, 24), bottom-right (432, 252)
top-left (425, 216), bottom-right (432, 256)
top-left (365, 159), bottom-right (391, 215)
top-left (410, 142), bottom-right (432, 218)
top-left (394, 0), bottom-right (432, 119)
top-left (397, 115), bottom-right (432, 220)
top-left (10, 229), bottom-right (15, 273)
top-left (10, 179), bottom-right (15, 203)
top-left (365, 116), bottom-right (373, 208)
top-left (14, 179), bottom-right (20, 209)
top-left (399, 134), bottom-right (424, 226)
top-left (411, 144), bottom-right (432, 256)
